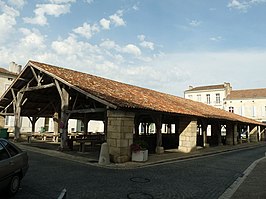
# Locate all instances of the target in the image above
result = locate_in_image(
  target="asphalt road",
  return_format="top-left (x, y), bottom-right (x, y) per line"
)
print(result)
top-left (11, 145), bottom-right (266, 199)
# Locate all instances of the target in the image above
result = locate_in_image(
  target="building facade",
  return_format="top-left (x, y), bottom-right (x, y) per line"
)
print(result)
top-left (184, 83), bottom-right (232, 109)
top-left (184, 83), bottom-right (266, 123)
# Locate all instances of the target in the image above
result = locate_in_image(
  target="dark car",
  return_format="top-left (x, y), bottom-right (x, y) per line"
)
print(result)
top-left (0, 138), bottom-right (29, 196)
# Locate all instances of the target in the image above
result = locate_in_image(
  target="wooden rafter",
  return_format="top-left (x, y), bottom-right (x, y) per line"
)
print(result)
top-left (66, 108), bottom-right (105, 114)
top-left (20, 83), bottom-right (55, 92)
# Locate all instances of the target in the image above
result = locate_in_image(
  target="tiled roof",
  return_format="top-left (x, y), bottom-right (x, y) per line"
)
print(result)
top-left (0, 67), bottom-right (17, 76)
top-left (227, 89), bottom-right (266, 100)
top-left (186, 84), bottom-right (225, 92)
top-left (29, 61), bottom-right (262, 125)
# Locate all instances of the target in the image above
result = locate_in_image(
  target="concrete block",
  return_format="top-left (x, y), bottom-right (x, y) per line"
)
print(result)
top-left (98, 143), bottom-right (110, 165)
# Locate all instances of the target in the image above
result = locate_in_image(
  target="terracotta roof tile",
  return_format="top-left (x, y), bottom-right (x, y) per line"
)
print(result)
top-left (227, 89), bottom-right (266, 100)
top-left (29, 61), bottom-right (263, 125)
top-left (186, 84), bottom-right (226, 92)
top-left (0, 67), bottom-right (17, 76)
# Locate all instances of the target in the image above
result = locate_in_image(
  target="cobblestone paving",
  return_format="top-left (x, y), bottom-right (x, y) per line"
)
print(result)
top-left (13, 145), bottom-right (266, 199)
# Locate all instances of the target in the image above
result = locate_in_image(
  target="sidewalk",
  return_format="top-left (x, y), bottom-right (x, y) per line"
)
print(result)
top-left (230, 157), bottom-right (266, 199)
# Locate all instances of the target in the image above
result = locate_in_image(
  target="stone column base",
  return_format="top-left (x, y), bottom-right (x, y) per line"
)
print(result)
top-left (155, 146), bottom-right (164, 154)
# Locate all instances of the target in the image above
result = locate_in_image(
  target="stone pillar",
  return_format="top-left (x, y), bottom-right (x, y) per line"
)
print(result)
top-left (107, 110), bottom-right (135, 163)
top-left (0, 116), bottom-right (5, 128)
top-left (226, 123), bottom-right (234, 145)
top-left (249, 125), bottom-right (258, 142)
top-left (178, 117), bottom-right (197, 153)
top-left (233, 124), bottom-right (238, 145)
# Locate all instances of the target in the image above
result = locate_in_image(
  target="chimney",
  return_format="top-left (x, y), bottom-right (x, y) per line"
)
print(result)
top-left (224, 82), bottom-right (232, 97)
top-left (9, 61), bottom-right (22, 74)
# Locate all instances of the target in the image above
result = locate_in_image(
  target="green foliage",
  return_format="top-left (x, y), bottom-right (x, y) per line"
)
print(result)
top-left (131, 140), bottom-right (148, 152)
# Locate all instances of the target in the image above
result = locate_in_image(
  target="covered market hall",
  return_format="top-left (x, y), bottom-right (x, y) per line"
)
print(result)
top-left (0, 60), bottom-right (265, 163)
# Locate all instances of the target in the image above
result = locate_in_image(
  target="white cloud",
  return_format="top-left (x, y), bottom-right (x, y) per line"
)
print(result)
top-left (99, 18), bottom-right (110, 30)
top-left (0, 1), bottom-right (19, 43)
top-left (138, 35), bottom-right (154, 50)
top-left (109, 10), bottom-right (126, 27)
top-left (51, 34), bottom-right (100, 56)
top-left (132, 4), bottom-right (139, 10)
top-left (123, 44), bottom-right (141, 56)
top-left (100, 39), bottom-right (119, 50)
top-left (19, 28), bottom-right (46, 49)
top-left (189, 20), bottom-right (201, 27)
top-left (7, 0), bottom-right (26, 8)
top-left (227, 0), bottom-right (249, 11)
top-left (227, 0), bottom-right (266, 12)
top-left (73, 22), bottom-right (99, 39)
top-left (85, 0), bottom-right (93, 4)
top-left (210, 36), bottom-right (222, 42)
top-left (48, 0), bottom-right (76, 3)
top-left (23, 3), bottom-right (71, 26)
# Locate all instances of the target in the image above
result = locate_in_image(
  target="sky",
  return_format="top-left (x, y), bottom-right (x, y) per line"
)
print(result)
top-left (1, 0), bottom-right (266, 96)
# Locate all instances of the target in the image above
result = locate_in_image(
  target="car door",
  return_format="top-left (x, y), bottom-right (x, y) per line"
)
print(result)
top-left (0, 140), bottom-right (12, 187)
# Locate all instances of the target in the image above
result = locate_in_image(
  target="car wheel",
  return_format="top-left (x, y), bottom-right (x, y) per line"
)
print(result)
top-left (8, 174), bottom-right (21, 196)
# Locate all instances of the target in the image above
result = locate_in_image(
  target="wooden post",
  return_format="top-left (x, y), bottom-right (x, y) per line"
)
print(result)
top-left (53, 112), bottom-right (59, 142)
top-left (12, 89), bottom-right (24, 141)
top-left (202, 122), bottom-right (208, 147)
top-left (134, 117), bottom-right (139, 138)
top-left (83, 117), bottom-right (89, 136)
top-left (154, 114), bottom-right (164, 154)
top-left (55, 80), bottom-right (69, 150)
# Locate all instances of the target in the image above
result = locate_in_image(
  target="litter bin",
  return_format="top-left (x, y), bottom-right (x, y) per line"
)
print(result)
top-left (0, 128), bottom-right (9, 139)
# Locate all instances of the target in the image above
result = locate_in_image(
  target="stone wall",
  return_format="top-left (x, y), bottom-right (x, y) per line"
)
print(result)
top-left (249, 126), bottom-right (258, 142)
top-left (178, 117), bottom-right (197, 153)
top-left (107, 110), bottom-right (135, 163)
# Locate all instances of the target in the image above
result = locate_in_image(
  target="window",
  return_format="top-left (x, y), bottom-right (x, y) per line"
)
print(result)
top-left (197, 94), bottom-right (201, 102)
top-left (1, 141), bottom-right (19, 157)
top-left (216, 93), bottom-right (220, 104)
top-left (206, 94), bottom-right (210, 104)
top-left (5, 116), bottom-right (10, 126)
top-left (253, 106), bottom-right (256, 117)
top-left (229, 106), bottom-right (234, 113)
top-left (188, 95), bottom-right (193, 99)
top-left (0, 143), bottom-right (9, 160)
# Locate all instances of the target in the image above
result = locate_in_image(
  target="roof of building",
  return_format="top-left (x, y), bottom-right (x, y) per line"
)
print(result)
top-left (227, 88), bottom-right (266, 100)
top-left (0, 67), bottom-right (17, 77)
top-left (186, 84), bottom-right (226, 92)
top-left (24, 61), bottom-right (263, 126)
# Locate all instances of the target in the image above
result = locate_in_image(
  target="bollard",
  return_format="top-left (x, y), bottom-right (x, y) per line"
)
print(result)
top-left (98, 142), bottom-right (110, 165)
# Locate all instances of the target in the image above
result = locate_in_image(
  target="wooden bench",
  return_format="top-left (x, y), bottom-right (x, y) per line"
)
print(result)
top-left (75, 135), bottom-right (105, 152)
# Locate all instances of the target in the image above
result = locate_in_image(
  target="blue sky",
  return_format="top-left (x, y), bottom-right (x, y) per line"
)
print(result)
top-left (1, 0), bottom-right (266, 96)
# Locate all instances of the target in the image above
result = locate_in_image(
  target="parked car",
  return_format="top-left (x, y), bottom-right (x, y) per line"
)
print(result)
top-left (0, 138), bottom-right (29, 196)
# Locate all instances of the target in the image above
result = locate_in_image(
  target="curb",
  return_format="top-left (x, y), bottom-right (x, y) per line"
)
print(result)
top-left (17, 142), bottom-right (266, 170)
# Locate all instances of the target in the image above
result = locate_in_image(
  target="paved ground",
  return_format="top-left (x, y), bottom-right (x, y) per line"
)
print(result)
top-left (12, 144), bottom-right (266, 199)
top-left (6, 141), bottom-right (266, 199)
